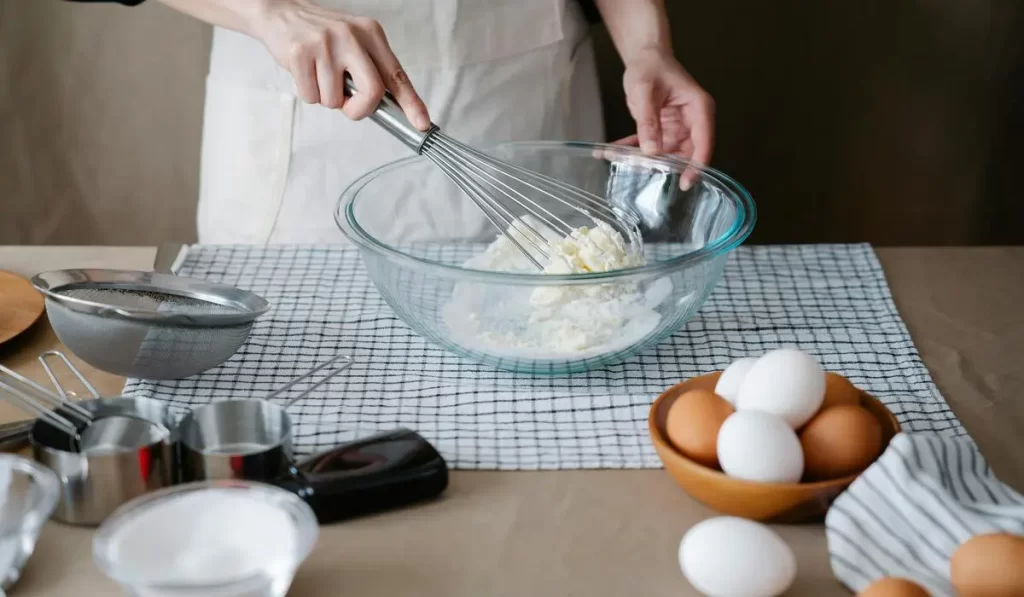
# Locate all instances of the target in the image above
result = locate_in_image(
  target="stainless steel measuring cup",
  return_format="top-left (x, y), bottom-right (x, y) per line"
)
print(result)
top-left (176, 353), bottom-right (354, 482)
top-left (1, 352), bottom-right (176, 525)
top-left (175, 353), bottom-right (450, 523)
top-left (0, 353), bottom-right (167, 453)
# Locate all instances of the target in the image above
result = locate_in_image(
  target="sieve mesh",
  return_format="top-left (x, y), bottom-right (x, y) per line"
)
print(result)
top-left (56, 287), bottom-right (246, 316)
top-left (45, 298), bottom-right (254, 379)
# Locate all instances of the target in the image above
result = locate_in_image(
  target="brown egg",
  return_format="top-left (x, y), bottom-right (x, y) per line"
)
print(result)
top-left (951, 532), bottom-right (1024, 596)
top-left (857, 577), bottom-right (930, 597)
top-left (799, 404), bottom-right (883, 480)
top-left (665, 388), bottom-right (734, 469)
top-left (822, 372), bottom-right (862, 411)
top-left (690, 371), bottom-right (723, 392)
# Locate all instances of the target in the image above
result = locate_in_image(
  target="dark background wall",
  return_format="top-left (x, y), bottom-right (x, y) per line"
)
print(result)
top-left (2, 0), bottom-right (1022, 246)
top-left (593, 1), bottom-right (1024, 245)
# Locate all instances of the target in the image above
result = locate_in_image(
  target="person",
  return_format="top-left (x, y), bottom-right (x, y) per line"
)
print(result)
top-left (69, 0), bottom-right (715, 244)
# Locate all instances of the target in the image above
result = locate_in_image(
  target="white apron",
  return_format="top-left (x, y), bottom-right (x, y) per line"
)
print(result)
top-left (196, 0), bottom-right (605, 245)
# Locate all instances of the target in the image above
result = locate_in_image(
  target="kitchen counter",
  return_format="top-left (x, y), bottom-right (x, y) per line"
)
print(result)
top-left (1, 245), bottom-right (1022, 596)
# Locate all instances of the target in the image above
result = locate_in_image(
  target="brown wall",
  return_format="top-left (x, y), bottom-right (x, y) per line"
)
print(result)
top-left (0, 1), bottom-right (209, 245)
top-left (2, 1), bottom-right (1022, 246)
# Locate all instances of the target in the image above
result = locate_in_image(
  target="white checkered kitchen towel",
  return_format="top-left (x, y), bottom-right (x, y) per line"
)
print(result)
top-left (122, 243), bottom-right (966, 469)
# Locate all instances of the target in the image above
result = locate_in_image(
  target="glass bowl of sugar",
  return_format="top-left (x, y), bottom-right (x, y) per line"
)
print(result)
top-left (0, 454), bottom-right (60, 591)
top-left (93, 480), bottom-right (319, 597)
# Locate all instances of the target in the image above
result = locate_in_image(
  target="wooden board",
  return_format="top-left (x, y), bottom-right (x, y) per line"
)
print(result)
top-left (0, 270), bottom-right (44, 346)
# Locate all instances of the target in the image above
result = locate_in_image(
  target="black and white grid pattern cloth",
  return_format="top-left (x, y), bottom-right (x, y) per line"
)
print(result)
top-left (826, 433), bottom-right (1024, 595)
top-left (122, 243), bottom-right (965, 469)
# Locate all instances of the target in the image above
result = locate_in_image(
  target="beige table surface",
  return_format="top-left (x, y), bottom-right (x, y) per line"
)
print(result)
top-left (0, 246), bottom-right (1022, 596)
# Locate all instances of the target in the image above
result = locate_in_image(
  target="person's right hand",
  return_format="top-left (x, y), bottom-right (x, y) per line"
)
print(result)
top-left (251, 0), bottom-right (431, 130)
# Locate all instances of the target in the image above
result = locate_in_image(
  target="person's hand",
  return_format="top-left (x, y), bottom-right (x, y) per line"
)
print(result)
top-left (251, 0), bottom-right (430, 130)
top-left (615, 49), bottom-right (715, 190)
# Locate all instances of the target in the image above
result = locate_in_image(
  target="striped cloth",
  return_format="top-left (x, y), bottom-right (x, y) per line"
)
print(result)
top-left (825, 433), bottom-right (1024, 595)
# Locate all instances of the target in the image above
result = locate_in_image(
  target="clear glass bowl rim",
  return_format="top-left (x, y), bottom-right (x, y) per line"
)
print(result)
top-left (0, 454), bottom-right (60, 539)
top-left (92, 480), bottom-right (319, 591)
top-left (335, 140), bottom-right (756, 286)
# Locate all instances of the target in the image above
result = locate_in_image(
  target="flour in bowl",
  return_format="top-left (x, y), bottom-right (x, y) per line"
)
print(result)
top-left (102, 489), bottom-right (301, 593)
top-left (444, 216), bottom-right (672, 358)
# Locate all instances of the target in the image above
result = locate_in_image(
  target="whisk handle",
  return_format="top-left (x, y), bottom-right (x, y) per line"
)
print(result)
top-left (343, 72), bottom-right (435, 154)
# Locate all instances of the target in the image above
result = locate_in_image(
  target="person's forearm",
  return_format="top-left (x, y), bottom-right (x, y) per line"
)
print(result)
top-left (593, 0), bottom-right (673, 62)
top-left (157, 0), bottom-right (275, 37)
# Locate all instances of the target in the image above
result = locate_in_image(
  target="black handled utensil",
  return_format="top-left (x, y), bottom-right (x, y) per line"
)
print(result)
top-left (272, 428), bottom-right (448, 524)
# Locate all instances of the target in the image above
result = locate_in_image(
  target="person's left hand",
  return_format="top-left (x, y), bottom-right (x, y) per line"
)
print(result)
top-left (615, 49), bottom-right (715, 190)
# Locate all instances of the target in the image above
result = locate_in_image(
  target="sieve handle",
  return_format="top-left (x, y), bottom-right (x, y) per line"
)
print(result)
top-left (266, 354), bottom-right (354, 408)
top-left (342, 72), bottom-right (437, 154)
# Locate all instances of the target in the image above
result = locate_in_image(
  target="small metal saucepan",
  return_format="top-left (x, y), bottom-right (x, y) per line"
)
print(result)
top-left (0, 352), bottom-right (175, 526)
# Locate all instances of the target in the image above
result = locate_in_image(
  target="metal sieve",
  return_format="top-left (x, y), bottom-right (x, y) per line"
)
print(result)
top-left (31, 259), bottom-right (270, 380)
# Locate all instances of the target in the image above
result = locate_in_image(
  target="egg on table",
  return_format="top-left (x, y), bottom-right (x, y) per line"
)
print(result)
top-left (950, 532), bottom-right (1024, 597)
top-left (665, 389), bottom-right (735, 469)
top-left (799, 404), bottom-right (884, 480)
top-left (717, 410), bottom-right (804, 483)
top-left (736, 348), bottom-right (826, 428)
top-left (679, 516), bottom-right (796, 597)
top-left (857, 577), bottom-right (930, 597)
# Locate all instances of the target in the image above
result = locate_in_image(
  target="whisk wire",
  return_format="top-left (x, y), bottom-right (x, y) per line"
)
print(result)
top-left (426, 143), bottom-right (559, 252)
top-left (340, 71), bottom-right (642, 270)
top-left (425, 143), bottom-right (551, 269)
top-left (422, 132), bottom-right (640, 269)
top-left (429, 137), bottom-right (575, 237)
top-left (436, 134), bottom-right (631, 227)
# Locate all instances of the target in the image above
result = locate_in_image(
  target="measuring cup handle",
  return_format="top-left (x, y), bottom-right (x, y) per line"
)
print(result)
top-left (272, 428), bottom-right (448, 524)
top-left (0, 420), bottom-right (33, 452)
top-left (38, 351), bottom-right (101, 399)
top-left (267, 354), bottom-right (354, 408)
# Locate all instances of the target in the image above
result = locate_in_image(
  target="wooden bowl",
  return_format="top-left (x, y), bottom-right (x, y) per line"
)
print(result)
top-left (648, 372), bottom-right (901, 523)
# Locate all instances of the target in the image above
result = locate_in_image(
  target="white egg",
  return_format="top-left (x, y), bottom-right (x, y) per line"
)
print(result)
top-left (717, 411), bottom-right (804, 483)
top-left (736, 348), bottom-right (825, 428)
top-left (679, 516), bottom-right (797, 597)
top-left (714, 357), bottom-right (758, 406)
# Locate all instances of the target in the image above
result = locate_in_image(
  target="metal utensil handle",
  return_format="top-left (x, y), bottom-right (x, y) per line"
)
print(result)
top-left (0, 419), bottom-right (32, 452)
top-left (342, 72), bottom-right (437, 154)
top-left (0, 362), bottom-right (92, 423)
top-left (0, 379), bottom-right (80, 437)
top-left (153, 242), bottom-right (187, 274)
top-left (39, 351), bottom-right (101, 400)
top-left (265, 354), bottom-right (354, 409)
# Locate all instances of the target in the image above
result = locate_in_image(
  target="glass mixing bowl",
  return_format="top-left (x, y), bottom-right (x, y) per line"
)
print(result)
top-left (0, 454), bottom-right (60, 591)
top-left (336, 141), bottom-right (755, 374)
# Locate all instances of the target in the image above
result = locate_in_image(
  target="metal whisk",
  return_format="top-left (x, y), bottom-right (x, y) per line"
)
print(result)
top-left (344, 74), bottom-right (640, 270)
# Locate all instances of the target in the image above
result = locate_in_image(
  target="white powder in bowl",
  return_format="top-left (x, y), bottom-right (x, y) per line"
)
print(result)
top-left (444, 216), bottom-right (674, 359)
top-left (105, 489), bottom-right (299, 591)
